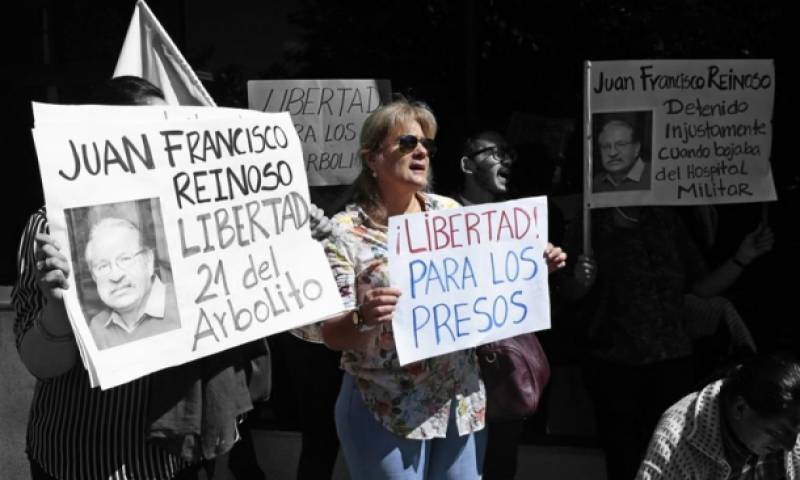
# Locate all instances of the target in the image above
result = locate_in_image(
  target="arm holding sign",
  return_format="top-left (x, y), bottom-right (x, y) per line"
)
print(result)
top-left (544, 242), bottom-right (567, 272)
top-left (13, 210), bottom-right (79, 379)
top-left (309, 203), bottom-right (334, 241)
top-left (317, 216), bottom-right (400, 350)
top-left (321, 287), bottom-right (402, 351)
top-left (691, 223), bottom-right (774, 298)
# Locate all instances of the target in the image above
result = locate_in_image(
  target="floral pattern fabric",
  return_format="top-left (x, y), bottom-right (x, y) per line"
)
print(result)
top-left (324, 193), bottom-right (486, 439)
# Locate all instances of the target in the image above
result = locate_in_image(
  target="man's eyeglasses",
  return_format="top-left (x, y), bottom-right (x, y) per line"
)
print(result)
top-left (397, 135), bottom-right (437, 158)
top-left (467, 145), bottom-right (517, 162)
top-left (91, 249), bottom-right (148, 277)
top-left (599, 141), bottom-right (635, 153)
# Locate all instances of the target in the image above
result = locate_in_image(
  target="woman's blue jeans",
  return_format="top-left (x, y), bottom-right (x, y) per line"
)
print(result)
top-left (335, 373), bottom-right (486, 480)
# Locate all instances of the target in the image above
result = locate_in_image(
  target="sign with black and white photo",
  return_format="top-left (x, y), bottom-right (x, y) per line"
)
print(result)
top-left (585, 59), bottom-right (777, 208)
top-left (32, 104), bottom-right (345, 389)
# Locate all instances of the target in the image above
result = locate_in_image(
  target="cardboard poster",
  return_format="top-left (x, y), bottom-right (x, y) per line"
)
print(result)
top-left (32, 105), bottom-right (345, 389)
top-left (586, 59), bottom-right (777, 208)
top-left (388, 197), bottom-right (551, 365)
top-left (247, 79), bottom-right (390, 186)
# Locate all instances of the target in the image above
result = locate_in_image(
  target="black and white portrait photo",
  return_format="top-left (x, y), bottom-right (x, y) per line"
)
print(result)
top-left (65, 198), bottom-right (180, 350)
top-left (592, 110), bottom-right (653, 193)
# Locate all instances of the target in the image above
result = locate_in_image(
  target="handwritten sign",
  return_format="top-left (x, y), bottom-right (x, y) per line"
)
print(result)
top-left (388, 197), bottom-right (551, 365)
top-left (586, 59), bottom-right (777, 208)
top-left (32, 104), bottom-right (345, 389)
top-left (247, 79), bottom-right (390, 186)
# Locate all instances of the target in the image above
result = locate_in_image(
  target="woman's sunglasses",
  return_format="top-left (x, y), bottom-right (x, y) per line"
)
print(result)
top-left (397, 135), bottom-right (437, 157)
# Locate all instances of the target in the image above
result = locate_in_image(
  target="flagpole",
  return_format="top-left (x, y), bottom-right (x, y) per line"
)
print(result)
top-left (582, 61), bottom-right (593, 256)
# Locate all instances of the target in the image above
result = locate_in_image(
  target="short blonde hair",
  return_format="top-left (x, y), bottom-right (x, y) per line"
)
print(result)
top-left (353, 99), bottom-right (437, 209)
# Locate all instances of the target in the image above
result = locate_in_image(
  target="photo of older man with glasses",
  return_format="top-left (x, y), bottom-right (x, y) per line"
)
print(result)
top-left (76, 203), bottom-right (180, 350)
top-left (592, 112), bottom-right (653, 193)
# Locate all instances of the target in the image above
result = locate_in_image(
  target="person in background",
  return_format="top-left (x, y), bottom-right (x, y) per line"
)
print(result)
top-left (581, 202), bottom-right (774, 480)
top-left (15, 76), bottom-right (333, 480)
top-left (464, 134), bottom-right (596, 479)
top-left (457, 130), bottom-right (515, 206)
top-left (638, 352), bottom-right (800, 479)
top-left (13, 76), bottom-right (207, 480)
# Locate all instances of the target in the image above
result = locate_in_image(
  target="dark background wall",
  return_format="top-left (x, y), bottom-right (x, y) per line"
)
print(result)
top-left (3, 0), bottom-right (796, 350)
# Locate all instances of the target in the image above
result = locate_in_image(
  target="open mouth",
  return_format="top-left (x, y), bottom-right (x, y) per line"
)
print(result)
top-left (409, 163), bottom-right (427, 173)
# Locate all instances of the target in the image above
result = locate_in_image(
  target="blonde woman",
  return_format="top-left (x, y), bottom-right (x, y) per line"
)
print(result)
top-left (320, 99), bottom-right (566, 480)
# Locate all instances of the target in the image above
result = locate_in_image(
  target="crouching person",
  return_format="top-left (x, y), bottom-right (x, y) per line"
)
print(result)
top-left (638, 353), bottom-right (800, 479)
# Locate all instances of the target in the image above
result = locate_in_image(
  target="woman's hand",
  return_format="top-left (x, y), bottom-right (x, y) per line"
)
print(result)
top-left (358, 287), bottom-right (402, 327)
top-left (544, 243), bottom-right (567, 273)
top-left (309, 203), bottom-right (333, 241)
top-left (34, 233), bottom-right (71, 301)
top-left (18, 233), bottom-right (78, 378)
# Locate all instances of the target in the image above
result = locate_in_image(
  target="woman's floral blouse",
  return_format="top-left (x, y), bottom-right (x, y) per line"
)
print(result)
top-left (324, 193), bottom-right (485, 439)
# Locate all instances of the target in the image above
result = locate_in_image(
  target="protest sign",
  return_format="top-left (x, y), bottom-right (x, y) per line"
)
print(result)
top-left (33, 102), bottom-right (264, 126)
top-left (247, 79), bottom-right (390, 186)
top-left (388, 197), bottom-right (551, 366)
top-left (585, 59), bottom-right (777, 208)
top-left (32, 105), bottom-right (345, 389)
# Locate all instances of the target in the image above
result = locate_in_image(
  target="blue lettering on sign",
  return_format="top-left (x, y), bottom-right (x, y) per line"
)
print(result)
top-left (453, 302), bottom-right (470, 338)
top-left (510, 290), bottom-right (528, 324)
top-left (492, 246), bottom-right (538, 284)
top-left (505, 250), bottom-right (520, 281)
top-left (490, 252), bottom-right (504, 285)
top-left (406, 246), bottom-right (539, 350)
top-left (520, 246), bottom-right (538, 280)
top-left (492, 295), bottom-right (509, 327)
top-left (412, 305), bottom-right (430, 348)
top-left (408, 256), bottom-right (478, 299)
top-left (433, 303), bottom-right (455, 345)
top-left (474, 296), bottom-right (492, 333)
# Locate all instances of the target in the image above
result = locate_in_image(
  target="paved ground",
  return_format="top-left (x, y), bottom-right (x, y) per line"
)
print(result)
top-left (245, 430), bottom-right (606, 480)
top-left (1, 285), bottom-right (605, 480)
top-left (1, 307), bottom-right (36, 480)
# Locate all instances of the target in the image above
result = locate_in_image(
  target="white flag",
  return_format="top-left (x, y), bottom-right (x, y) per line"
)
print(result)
top-left (113, 0), bottom-right (216, 106)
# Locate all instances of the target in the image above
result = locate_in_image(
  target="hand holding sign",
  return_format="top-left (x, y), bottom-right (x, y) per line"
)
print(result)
top-left (309, 203), bottom-right (333, 241)
top-left (574, 254), bottom-right (598, 289)
top-left (544, 242), bottom-right (567, 272)
top-left (35, 233), bottom-right (72, 301)
top-left (358, 286), bottom-right (403, 327)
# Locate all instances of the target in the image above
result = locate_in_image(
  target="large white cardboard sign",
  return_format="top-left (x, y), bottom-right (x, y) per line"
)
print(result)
top-left (247, 79), bottom-right (389, 186)
top-left (32, 105), bottom-right (345, 389)
top-left (388, 197), bottom-right (551, 366)
top-left (586, 59), bottom-right (777, 208)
